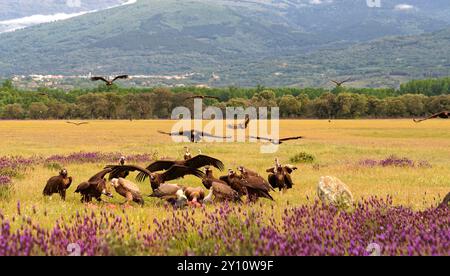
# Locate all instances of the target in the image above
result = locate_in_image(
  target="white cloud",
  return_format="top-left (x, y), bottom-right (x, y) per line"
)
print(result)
top-left (0, 0), bottom-right (137, 33)
top-left (394, 4), bottom-right (415, 11)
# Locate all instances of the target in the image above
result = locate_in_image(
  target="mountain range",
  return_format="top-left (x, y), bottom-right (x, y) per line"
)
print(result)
top-left (1, 0), bottom-right (450, 87)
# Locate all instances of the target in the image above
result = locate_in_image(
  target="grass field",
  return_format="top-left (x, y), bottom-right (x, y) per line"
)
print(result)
top-left (0, 120), bottom-right (449, 255)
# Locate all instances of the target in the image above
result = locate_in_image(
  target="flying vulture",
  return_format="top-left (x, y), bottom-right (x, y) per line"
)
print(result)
top-left (158, 130), bottom-right (231, 143)
top-left (330, 78), bottom-right (351, 87)
top-left (184, 95), bottom-right (220, 101)
top-left (228, 116), bottom-right (250, 130)
top-left (105, 164), bottom-right (204, 191)
top-left (249, 135), bottom-right (303, 145)
top-left (43, 169), bottom-right (72, 200)
top-left (266, 158), bottom-right (297, 191)
top-left (91, 75), bottom-right (129, 86)
top-left (66, 121), bottom-right (89, 126)
top-left (110, 178), bottom-right (144, 206)
top-left (413, 111), bottom-right (449, 123)
top-left (74, 168), bottom-right (113, 203)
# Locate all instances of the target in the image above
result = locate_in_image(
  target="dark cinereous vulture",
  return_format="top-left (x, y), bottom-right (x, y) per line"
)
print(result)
top-left (237, 167), bottom-right (274, 202)
top-left (110, 178), bottom-right (144, 206)
top-left (91, 75), bottom-right (129, 86)
top-left (75, 168), bottom-right (113, 203)
top-left (203, 167), bottom-right (242, 203)
top-left (43, 169), bottom-right (73, 200)
top-left (266, 159), bottom-right (297, 191)
top-left (105, 164), bottom-right (205, 191)
top-left (136, 154), bottom-right (224, 181)
top-left (414, 111), bottom-right (449, 123)
top-left (330, 78), bottom-right (351, 87)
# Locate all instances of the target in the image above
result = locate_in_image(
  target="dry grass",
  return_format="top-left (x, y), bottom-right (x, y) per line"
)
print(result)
top-left (0, 119), bottom-right (449, 229)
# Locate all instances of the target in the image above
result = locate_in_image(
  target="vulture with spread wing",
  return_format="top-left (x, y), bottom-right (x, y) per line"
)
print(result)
top-left (413, 111), bottom-right (449, 123)
top-left (158, 130), bottom-right (231, 143)
top-left (105, 164), bottom-right (204, 191)
top-left (75, 168), bottom-right (113, 203)
top-left (331, 78), bottom-right (351, 87)
top-left (266, 158), bottom-right (297, 191)
top-left (249, 135), bottom-right (303, 145)
top-left (136, 154), bottom-right (224, 181)
top-left (91, 75), bottom-right (129, 86)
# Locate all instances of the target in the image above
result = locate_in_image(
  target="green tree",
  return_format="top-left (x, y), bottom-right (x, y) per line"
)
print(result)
top-left (28, 102), bottom-right (48, 119)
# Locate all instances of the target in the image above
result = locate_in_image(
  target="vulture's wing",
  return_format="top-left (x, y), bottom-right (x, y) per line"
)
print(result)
top-left (112, 75), bottom-right (129, 82)
top-left (266, 167), bottom-right (276, 174)
top-left (212, 182), bottom-right (241, 200)
top-left (279, 136), bottom-right (303, 142)
top-left (219, 175), bottom-right (231, 185)
top-left (249, 136), bottom-right (273, 142)
top-left (160, 165), bottom-right (205, 182)
top-left (91, 77), bottom-right (109, 83)
top-left (200, 131), bottom-right (231, 139)
top-left (284, 173), bottom-right (294, 189)
top-left (284, 165), bottom-right (298, 174)
top-left (268, 174), bottom-right (278, 189)
top-left (185, 155), bottom-right (225, 171)
top-left (105, 165), bottom-right (152, 183)
top-left (75, 182), bottom-right (91, 192)
top-left (88, 168), bottom-right (113, 182)
top-left (145, 160), bottom-right (177, 172)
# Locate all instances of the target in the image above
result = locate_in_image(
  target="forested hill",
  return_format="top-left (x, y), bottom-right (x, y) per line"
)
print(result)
top-left (0, 77), bottom-right (449, 120)
top-left (1, 0), bottom-right (450, 86)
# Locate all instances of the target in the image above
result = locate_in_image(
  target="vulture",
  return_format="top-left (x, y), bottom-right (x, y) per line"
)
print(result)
top-left (75, 168), bottom-right (113, 203)
top-left (136, 154), bottom-right (224, 180)
top-left (331, 78), bottom-right (351, 87)
top-left (158, 130), bottom-right (231, 143)
top-left (441, 192), bottom-right (450, 208)
top-left (91, 75), bottom-right (129, 86)
top-left (110, 178), bottom-right (144, 206)
top-left (150, 184), bottom-right (188, 208)
top-left (413, 111), bottom-right (449, 123)
top-left (223, 169), bottom-right (273, 202)
top-left (184, 147), bottom-right (192, 160)
top-left (249, 135), bottom-right (303, 145)
top-left (228, 116), bottom-right (250, 130)
top-left (105, 164), bottom-right (204, 191)
top-left (184, 95), bottom-right (220, 101)
top-left (184, 187), bottom-right (205, 207)
top-left (202, 167), bottom-right (242, 203)
top-left (266, 158), bottom-right (297, 191)
top-left (43, 169), bottom-right (73, 200)
top-left (66, 121), bottom-right (89, 126)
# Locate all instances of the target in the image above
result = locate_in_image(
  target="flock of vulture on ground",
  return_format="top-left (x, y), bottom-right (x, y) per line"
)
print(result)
top-left (43, 148), bottom-right (299, 207)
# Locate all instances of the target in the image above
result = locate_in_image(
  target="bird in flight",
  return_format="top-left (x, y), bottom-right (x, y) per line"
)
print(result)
top-left (413, 111), bottom-right (449, 123)
top-left (91, 75), bottom-right (129, 86)
top-left (228, 116), bottom-right (251, 130)
top-left (66, 121), bottom-right (89, 126)
top-left (330, 78), bottom-right (351, 87)
top-left (158, 130), bottom-right (231, 143)
top-left (249, 135), bottom-right (303, 145)
top-left (184, 95), bottom-right (220, 101)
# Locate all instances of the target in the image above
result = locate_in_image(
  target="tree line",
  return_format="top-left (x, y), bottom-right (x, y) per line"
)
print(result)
top-left (0, 78), bottom-right (449, 120)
